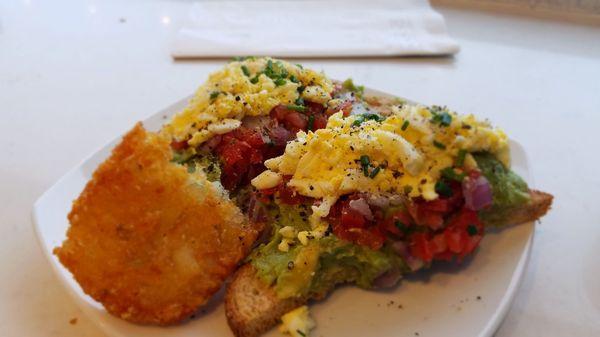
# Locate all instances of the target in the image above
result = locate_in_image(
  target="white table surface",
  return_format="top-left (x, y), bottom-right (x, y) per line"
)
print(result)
top-left (1, 1), bottom-right (599, 336)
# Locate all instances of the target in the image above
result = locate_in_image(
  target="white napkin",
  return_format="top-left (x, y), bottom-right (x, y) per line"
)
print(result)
top-left (171, 0), bottom-right (459, 58)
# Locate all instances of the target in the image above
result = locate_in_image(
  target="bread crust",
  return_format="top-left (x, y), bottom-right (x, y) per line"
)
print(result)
top-left (225, 264), bottom-right (306, 337)
top-left (224, 190), bottom-right (553, 337)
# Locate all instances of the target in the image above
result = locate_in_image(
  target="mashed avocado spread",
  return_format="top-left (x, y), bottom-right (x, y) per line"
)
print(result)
top-left (250, 153), bottom-right (531, 299)
top-left (474, 153), bottom-right (531, 226)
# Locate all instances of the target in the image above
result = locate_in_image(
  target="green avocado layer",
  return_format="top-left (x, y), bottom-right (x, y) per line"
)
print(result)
top-left (250, 153), bottom-right (532, 298)
top-left (473, 153), bottom-right (531, 226)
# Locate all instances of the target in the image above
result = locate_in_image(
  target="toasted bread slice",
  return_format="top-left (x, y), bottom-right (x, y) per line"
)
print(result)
top-left (224, 189), bottom-right (553, 337)
top-left (55, 123), bottom-right (258, 325)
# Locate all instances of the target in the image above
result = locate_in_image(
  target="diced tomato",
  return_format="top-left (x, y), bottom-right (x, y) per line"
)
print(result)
top-left (327, 195), bottom-right (385, 250)
top-left (312, 114), bottom-right (328, 130)
top-left (341, 207), bottom-right (367, 228)
top-left (430, 234), bottom-right (448, 254)
top-left (407, 202), bottom-right (445, 230)
top-left (421, 199), bottom-right (450, 212)
top-left (276, 184), bottom-right (307, 205)
top-left (445, 229), bottom-right (466, 253)
top-left (270, 104), bottom-right (291, 121)
top-left (170, 139), bottom-right (188, 151)
top-left (284, 111), bottom-right (308, 131)
top-left (410, 233), bottom-right (434, 262)
top-left (381, 210), bottom-right (413, 236)
top-left (304, 101), bottom-right (326, 116)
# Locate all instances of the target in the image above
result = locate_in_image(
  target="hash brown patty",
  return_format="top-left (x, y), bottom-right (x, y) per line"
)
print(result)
top-left (54, 123), bottom-right (258, 325)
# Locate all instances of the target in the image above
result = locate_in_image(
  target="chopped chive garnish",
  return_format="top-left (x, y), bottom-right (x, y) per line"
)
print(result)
top-left (360, 155), bottom-right (370, 176)
top-left (289, 75), bottom-right (299, 83)
top-left (456, 149), bottom-right (467, 167)
top-left (273, 78), bottom-right (287, 86)
top-left (295, 97), bottom-right (305, 106)
top-left (433, 140), bottom-right (446, 150)
top-left (250, 75), bottom-right (260, 84)
top-left (352, 113), bottom-right (383, 127)
top-left (435, 181), bottom-right (453, 197)
top-left (297, 85), bottom-right (305, 93)
top-left (352, 116), bottom-right (364, 127)
top-left (231, 56), bottom-right (255, 62)
top-left (467, 225), bottom-right (478, 236)
top-left (430, 106), bottom-right (452, 127)
top-left (241, 65), bottom-right (250, 77)
top-left (342, 78), bottom-right (365, 98)
top-left (401, 120), bottom-right (410, 131)
top-left (296, 63), bottom-right (304, 69)
top-left (286, 104), bottom-right (306, 112)
top-left (307, 115), bottom-right (315, 131)
top-left (404, 185), bottom-right (413, 194)
top-left (369, 166), bottom-right (381, 178)
top-left (441, 167), bottom-right (466, 182)
top-left (209, 91), bottom-right (220, 100)
top-left (296, 330), bottom-right (306, 337)
top-left (395, 220), bottom-right (408, 233)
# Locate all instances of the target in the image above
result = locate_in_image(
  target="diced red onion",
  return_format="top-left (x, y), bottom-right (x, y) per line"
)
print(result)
top-left (267, 125), bottom-right (292, 147)
top-left (462, 175), bottom-right (493, 211)
top-left (373, 268), bottom-right (402, 288)
top-left (367, 194), bottom-right (390, 209)
top-left (201, 134), bottom-right (222, 151)
top-left (242, 115), bottom-right (272, 131)
top-left (349, 198), bottom-right (374, 221)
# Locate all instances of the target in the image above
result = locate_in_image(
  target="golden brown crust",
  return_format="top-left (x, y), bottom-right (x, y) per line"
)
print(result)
top-left (54, 123), bottom-right (258, 325)
top-left (225, 264), bottom-right (306, 337)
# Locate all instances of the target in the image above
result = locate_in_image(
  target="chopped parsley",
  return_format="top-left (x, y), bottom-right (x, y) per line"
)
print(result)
top-left (435, 180), bottom-right (453, 197)
top-left (241, 65), bottom-right (250, 77)
top-left (360, 155), bottom-right (370, 176)
top-left (467, 225), bottom-right (479, 236)
top-left (352, 113), bottom-right (384, 127)
top-left (401, 120), bottom-right (410, 131)
top-left (286, 104), bottom-right (306, 112)
top-left (209, 91), bottom-right (220, 100)
top-left (231, 56), bottom-right (255, 62)
top-left (342, 78), bottom-right (365, 98)
top-left (441, 167), bottom-right (466, 182)
top-left (430, 106), bottom-right (452, 127)
top-left (369, 166), bottom-right (381, 178)
top-left (307, 115), bottom-right (315, 131)
top-left (433, 140), bottom-right (446, 150)
top-left (273, 77), bottom-right (287, 86)
top-left (395, 220), bottom-right (408, 233)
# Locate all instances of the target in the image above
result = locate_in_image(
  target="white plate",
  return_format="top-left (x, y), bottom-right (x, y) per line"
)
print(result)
top-left (32, 93), bottom-right (534, 337)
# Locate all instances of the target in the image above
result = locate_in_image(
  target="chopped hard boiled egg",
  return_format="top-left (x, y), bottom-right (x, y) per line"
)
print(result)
top-left (262, 104), bottom-right (509, 220)
top-left (163, 57), bottom-right (333, 146)
top-left (278, 306), bottom-right (316, 337)
top-left (251, 170), bottom-right (283, 190)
